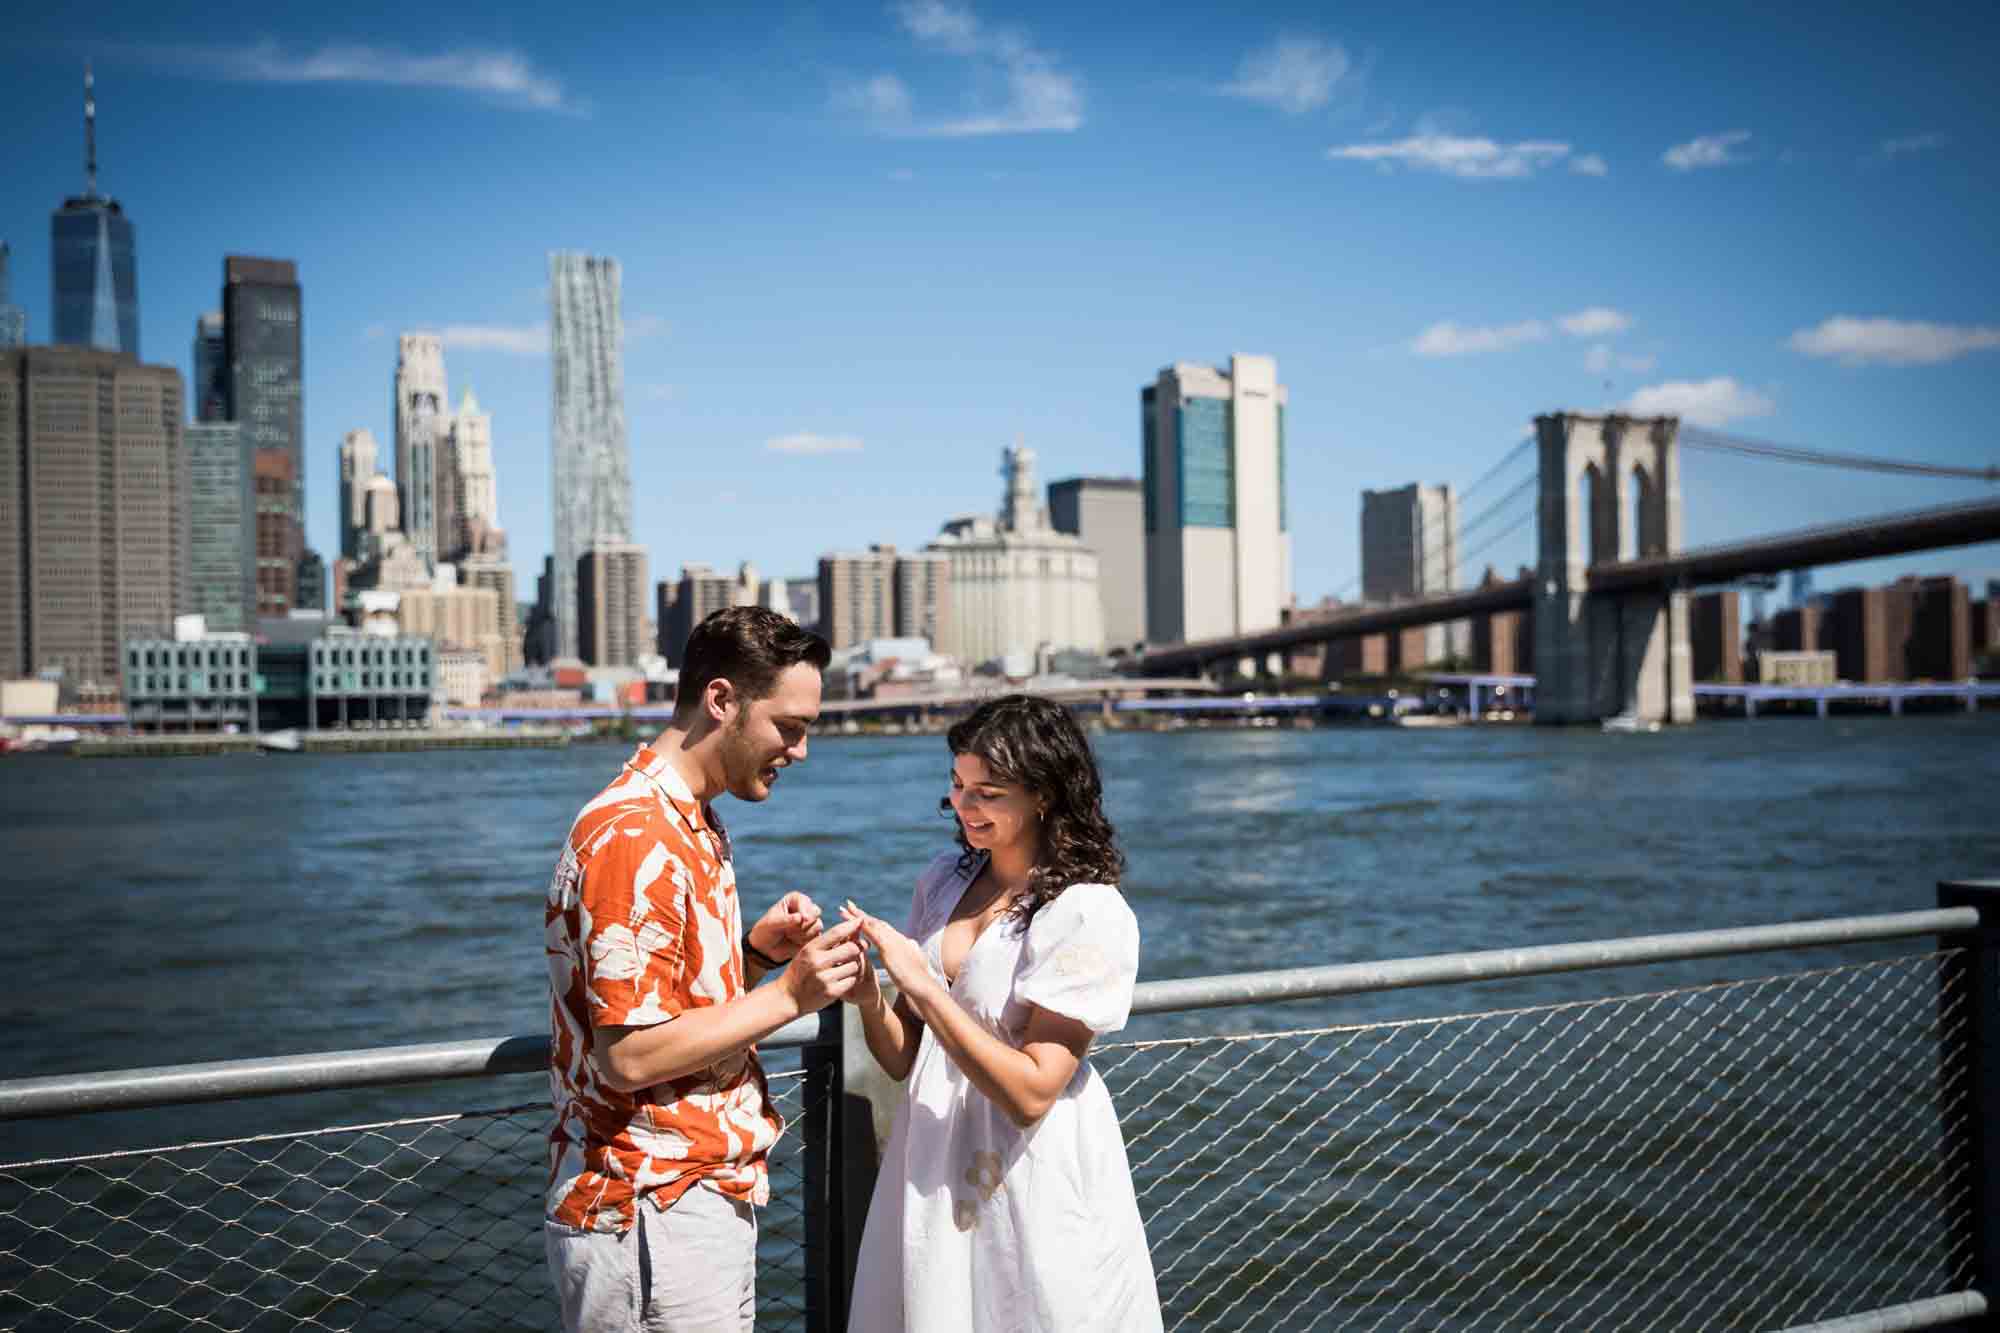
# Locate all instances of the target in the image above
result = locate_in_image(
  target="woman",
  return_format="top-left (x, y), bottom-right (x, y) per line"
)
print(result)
top-left (840, 694), bottom-right (1162, 1332)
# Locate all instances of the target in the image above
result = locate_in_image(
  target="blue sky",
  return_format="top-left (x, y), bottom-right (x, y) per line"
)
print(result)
top-left (6, 1), bottom-right (1998, 609)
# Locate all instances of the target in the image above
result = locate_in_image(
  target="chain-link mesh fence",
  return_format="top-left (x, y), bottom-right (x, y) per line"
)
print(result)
top-left (1100, 951), bottom-right (1975, 1332)
top-left (0, 1058), bottom-right (823, 1333)
top-left (0, 951), bottom-right (1979, 1331)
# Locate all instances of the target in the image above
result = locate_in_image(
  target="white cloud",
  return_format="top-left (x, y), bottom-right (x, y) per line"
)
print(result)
top-left (1876, 132), bottom-right (1946, 159)
top-left (837, 73), bottom-right (915, 128)
top-left (1569, 153), bottom-right (1608, 177)
top-left (1413, 307), bottom-right (1633, 357)
top-left (923, 67), bottom-right (1081, 137)
top-left (767, 432), bottom-right (864, 455)
top-left (1586, 345), bottom-right (1657, 374)
top-left (362, 323), bottom-right (388, 341)
top-left (1328, 134), bottom-right (1576, 180)
top-left (1624, 377), bottom-right (1775, 427)
top-left (1219, 36), bottom-right (1349, 114)
top-left (1787, 316), bottom-right (2000, 366)
top-left (1559, 307), bottom-right (1633, 337)
top-left (440, 323), bottom-right (547, 356)
top-left (898, 0), bottom-right (985, 52)
top-left (129, 39), bottom-right (574, 112)
top-left (845, 2), bottom-right (1082, 137)
top-left (641, 383), bottom-right (675, 402)
top-left (1663, 129), bottom-right (1752, 170)
top-left (1411, 319), bottom-right (1549, 357)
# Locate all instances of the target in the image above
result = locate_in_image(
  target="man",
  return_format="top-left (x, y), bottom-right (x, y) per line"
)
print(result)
top-left (545, 605), bottom-right (865, 1331)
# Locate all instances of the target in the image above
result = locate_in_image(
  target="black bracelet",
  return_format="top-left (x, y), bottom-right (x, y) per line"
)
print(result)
top-left (743, 932), bottom-right (785, 970)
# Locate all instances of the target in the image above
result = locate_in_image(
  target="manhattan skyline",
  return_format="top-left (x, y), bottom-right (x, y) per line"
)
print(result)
top-left (3, 2), bottom-right (1996, 611)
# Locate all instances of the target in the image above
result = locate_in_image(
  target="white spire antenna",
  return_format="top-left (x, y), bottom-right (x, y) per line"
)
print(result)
top-left (84, 63), bottom-right (98, 198)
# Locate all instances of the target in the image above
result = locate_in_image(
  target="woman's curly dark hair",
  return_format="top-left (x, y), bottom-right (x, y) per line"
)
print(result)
top-left (938, 694), bottom-right (1124, 925)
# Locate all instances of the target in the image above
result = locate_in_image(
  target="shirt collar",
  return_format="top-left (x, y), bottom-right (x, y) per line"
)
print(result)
top-left (626, 744), bottom-right (725, 838)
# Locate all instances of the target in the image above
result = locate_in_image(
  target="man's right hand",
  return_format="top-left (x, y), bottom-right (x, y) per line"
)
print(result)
top-left (782, 918), bottom-right (866, 1013)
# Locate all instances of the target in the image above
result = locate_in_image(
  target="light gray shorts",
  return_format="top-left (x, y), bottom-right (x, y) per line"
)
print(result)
top-left (546, 1184), bottom-right (758, 1332)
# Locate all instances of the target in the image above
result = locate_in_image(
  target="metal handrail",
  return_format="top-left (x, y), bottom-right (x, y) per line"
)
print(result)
top-left (3, 905), bottom-right (1981, 1124)
top-left (1130, 907), bottom-right (1980, 1015)
top-left (0, 1012), bottom-right (826, 1122)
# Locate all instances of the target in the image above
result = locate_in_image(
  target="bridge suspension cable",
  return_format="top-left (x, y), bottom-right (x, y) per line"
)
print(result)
top-left (1323, 438), bottom-right (1537, 604)
top-left (1456, 434), bottom-right (1537, 502)
top-left (1681, 426), bottom-right (1999, 482)
top-left (1458, 496), bottom-right (1540, 573)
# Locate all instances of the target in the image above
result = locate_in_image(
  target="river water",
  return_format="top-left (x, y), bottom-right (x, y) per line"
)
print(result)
top-left (2, 713), bottom-right (1995, 1091)
top-left (1, 714), bottom-right (1995, 1328)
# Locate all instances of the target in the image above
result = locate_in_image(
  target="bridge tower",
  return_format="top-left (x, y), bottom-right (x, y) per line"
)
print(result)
top-left (1533, 413), bottom-right (1695, 725)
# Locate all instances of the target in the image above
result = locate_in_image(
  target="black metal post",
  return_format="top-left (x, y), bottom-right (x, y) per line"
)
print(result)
top-left (1940, 878), bottom-right (2000, 1329)
top-left (800, 997), bottom-right (894, 1333)
top-left (800, 1007), bottom-right (843, 1333)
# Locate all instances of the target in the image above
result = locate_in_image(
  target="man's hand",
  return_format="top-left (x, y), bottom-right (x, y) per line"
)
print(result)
top-left (781, 918), bottom-right (866, 1013)
top-left (750, 891), bottom-right (823, 963)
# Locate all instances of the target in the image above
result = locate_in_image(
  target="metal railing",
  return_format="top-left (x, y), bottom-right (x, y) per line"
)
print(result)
top-left (4, 880), bottom-right (1996, 1331)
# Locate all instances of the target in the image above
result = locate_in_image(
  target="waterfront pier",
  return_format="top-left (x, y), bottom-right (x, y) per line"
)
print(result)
top-left (6, 879), bottom-right (1996, 1330)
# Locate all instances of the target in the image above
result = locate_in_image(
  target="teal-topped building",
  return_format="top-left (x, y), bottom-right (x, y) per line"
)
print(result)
top-left (1140, 355), bottom-right (1290, 646)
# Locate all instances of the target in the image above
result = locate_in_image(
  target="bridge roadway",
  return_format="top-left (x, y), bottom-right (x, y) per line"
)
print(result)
top-left (9, 680), bottom-right (1223, 732)
top-left (1130, 496), bottom-right (2000, 676)
top-left (441, 677), bottom-right (1221, 726)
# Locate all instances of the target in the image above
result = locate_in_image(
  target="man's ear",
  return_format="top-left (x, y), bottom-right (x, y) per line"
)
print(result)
top-left (705, 676), bottom-right (738, 724)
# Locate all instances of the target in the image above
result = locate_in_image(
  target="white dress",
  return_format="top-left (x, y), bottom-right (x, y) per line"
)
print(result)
top-left (848, 851), bottom-right (1163, 1333)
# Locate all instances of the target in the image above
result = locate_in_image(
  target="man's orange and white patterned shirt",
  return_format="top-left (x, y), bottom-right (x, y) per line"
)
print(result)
top-left (544, 745), bottom-right (782, 1234)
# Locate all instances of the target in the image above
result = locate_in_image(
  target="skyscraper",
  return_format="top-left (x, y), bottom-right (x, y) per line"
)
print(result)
top-left (658, 563), bottom-right (759, 664)
top-left (253, 449), bottom-right (300, 616)
top-left (187, 421), bottom-right (254, 632)
top-left (894, 552), bottom-right (952, 648)
top-left (296, 550), bottom-right (325, 614)
top-left (1360, 482), bottom-right (1463, 664)
top-left (1141, 355), bottom-right (1290, 644)
top-left (223, 256), bottom-right (304, 611)
top-left (549, 252), bottom-right (631, 660)
top-left (191, 311), bottom-right (226, 422)
top-left (577, 542), bottom-right (649, 668)
top-left (362, 473), bottom-right (400, 549)
top-left (394, 334), bottom-right (448, 569)
top-left (0, 243), bottom-right (26, 349)
top-left (816, 548), bottom-right (899, 651)
top-left (460, 556), bottom-right (522, 677)
top-left (1048, 476), bottom-right (1146, 650)
top-left (1, 347), bottom-right (186, 688)
top-left (1360, 483), bottom-right (1460, 603)
top-left (443, 386), bottom-right (498, 562)
top-left (51, 68), bottom-right (139, 357)
top-left (338, 428), bottom-right (378, 562)
top-left (524, 556), bottom-right (557, 665)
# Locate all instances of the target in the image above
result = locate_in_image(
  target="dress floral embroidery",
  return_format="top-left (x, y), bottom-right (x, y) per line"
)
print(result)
top-left (544, 745), bottom-right (782, 1234)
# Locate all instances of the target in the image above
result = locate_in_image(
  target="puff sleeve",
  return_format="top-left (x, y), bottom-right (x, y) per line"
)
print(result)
top-left (1015, 884), bottom-right (1141, 1035)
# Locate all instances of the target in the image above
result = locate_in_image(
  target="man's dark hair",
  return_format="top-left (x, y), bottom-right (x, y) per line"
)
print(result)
top-left (674, 606), bottom-right (830, 720)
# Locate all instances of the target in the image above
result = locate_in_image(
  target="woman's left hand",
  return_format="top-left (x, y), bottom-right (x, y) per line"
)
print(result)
top-left (841, 901), bottom-right (939, 1000)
